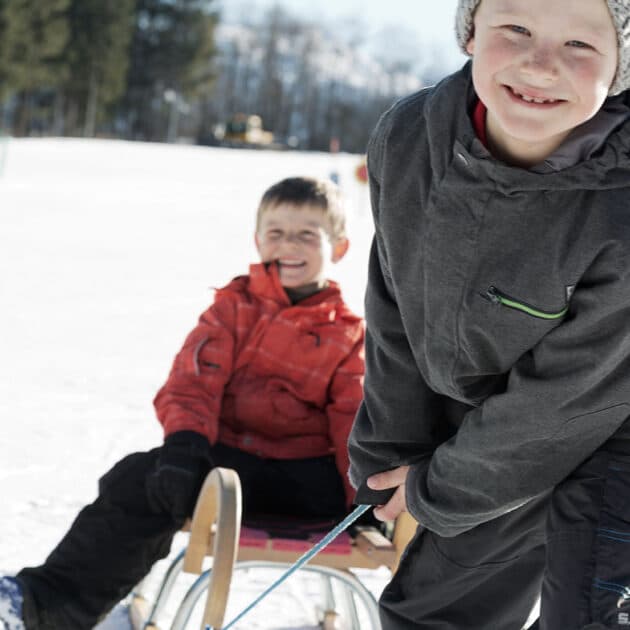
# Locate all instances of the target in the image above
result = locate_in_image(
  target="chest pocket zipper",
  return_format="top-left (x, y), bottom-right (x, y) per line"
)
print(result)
top-left (485, 286), bottom-right (568, 320)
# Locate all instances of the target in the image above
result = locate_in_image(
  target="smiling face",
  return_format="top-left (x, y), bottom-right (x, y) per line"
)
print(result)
top-left (255, 203), bottom-right (349, 289)
top-left (467, 0), bottom-right (618, 166)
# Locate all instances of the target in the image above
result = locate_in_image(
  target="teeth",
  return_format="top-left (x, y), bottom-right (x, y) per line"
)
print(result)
top-left (511, 88), bottom-right (557, 104)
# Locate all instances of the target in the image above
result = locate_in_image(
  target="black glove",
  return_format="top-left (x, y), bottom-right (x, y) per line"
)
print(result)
top-left (354, 480), bottom-right (396, 506)
top-left (146, 431), bottom-right (213, 521)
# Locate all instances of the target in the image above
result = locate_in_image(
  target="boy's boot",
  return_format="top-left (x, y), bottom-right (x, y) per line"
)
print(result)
top-left (0, 576), bottom-right (25, 630)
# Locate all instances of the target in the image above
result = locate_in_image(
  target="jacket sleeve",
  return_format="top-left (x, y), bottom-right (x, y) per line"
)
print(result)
top-left (407, 249), bottom-right (630, 537)
top-left (348, 113), bottom-right (447, 492)
top-left (153, 295), bottom-right (236, 442)
top-left (326, 332), bottom-right (365, 506)
top-left (347, 237), bottom-right (448, 489)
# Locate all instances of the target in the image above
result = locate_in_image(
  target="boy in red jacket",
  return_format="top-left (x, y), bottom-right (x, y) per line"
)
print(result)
top-left (1, 176), bottom-right (365, 630)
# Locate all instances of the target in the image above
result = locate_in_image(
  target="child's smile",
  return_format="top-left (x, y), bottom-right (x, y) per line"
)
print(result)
top-left (466, 0), bottom-right (618, 166)
top-left (277, 258), bottom-right (308, 282)
top-left (505, 85), bottom-right (564, 106)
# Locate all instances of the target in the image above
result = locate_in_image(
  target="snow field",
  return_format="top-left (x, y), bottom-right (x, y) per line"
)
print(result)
top-left (0, 138), bottom-right (383, 628)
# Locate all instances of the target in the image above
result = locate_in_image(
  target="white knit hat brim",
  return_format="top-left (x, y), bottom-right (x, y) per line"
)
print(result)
top-left (455, 0), bottom-right (630, 95)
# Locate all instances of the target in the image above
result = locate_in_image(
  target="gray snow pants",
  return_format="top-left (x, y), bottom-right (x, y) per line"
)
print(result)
top-left (379, 448), bottom-right (630, 630)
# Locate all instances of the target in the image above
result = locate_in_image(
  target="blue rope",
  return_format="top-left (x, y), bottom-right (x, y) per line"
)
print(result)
top-left (210, 504), bottom-right (371, 630)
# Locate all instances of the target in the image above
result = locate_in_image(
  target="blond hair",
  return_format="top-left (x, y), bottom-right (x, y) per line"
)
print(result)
top-left (256, 177), bottom-right (347, 240)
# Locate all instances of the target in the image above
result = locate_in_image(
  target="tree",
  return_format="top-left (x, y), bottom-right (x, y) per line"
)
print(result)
top-left (62, 0), bottom-right (136, 137)
top-left (0, 0), bottom-right (70, 134)
top-left (0, 0), bottom-right (8, 93)
top-left (122, 0), bottom-right (219, 141)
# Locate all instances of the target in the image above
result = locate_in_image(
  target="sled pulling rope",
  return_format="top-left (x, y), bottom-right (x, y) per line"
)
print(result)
top-left (213, 503), bottom-right (371, 630)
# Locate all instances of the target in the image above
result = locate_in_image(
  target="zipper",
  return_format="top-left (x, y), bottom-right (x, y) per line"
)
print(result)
top-left (485, 286), bottom-right (568, 320)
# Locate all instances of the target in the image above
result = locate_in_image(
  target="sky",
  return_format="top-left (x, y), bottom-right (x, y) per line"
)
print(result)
top-left (219, 0), bottom-right (467, 72)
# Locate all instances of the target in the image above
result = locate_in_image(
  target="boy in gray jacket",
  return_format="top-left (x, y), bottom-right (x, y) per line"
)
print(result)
top-left (349, 0), bottom-right (630, 628)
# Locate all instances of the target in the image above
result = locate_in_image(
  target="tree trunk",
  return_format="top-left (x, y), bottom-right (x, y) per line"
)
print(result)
top-left (14, 92), bottom-right (32, 137)
top-left (84, 68), bottom-right (99, 137)
top-left (53, 90), bottom-right (66, 136)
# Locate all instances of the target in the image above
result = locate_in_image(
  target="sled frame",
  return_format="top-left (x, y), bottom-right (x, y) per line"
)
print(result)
top-left (129, 466), bottom-right (417, 630)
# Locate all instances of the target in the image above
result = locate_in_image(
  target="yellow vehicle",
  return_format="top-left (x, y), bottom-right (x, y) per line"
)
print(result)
top-left (223, 113), bottom-right (274, 147)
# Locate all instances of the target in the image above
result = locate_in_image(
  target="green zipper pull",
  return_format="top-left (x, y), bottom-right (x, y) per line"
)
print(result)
top-left (486, 286), bottom-right (568, 320)
top-left (485, 286), bottom-right (502, 305)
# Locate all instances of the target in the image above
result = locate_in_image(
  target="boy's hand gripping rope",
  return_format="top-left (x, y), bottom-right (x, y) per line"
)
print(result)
top-left (205, 481), bottom-right (395, 629)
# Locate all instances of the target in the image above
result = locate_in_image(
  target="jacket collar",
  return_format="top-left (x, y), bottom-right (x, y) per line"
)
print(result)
top-left (471, 95), bottom-right (630, 173)
top-left (243, 262), bottom-right (356, 323)
top-left (425, 62), bottom-right (630, 193)
top-left (535, 96), bottom-right (630, 173)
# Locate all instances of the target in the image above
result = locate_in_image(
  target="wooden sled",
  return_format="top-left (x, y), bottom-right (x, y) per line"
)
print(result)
top-left (129, 467), bottom-right (417, 630)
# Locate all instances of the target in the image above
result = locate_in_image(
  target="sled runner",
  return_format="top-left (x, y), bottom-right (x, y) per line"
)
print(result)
top-left (128, 467), bottom-right (417, 630)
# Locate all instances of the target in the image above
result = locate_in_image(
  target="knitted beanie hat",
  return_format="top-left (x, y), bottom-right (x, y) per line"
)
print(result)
top-left (455, 0), bottom-right (630, 95)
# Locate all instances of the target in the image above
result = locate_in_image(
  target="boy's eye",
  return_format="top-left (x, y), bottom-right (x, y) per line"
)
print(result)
top-left (298, 231), bottom-right (319, 243)
top-left (507, 24), bottom-right (530, 36)
top-left (566, 40), bottom-right (592, 49)
top-left (267, 230), bottom-right (283, 240)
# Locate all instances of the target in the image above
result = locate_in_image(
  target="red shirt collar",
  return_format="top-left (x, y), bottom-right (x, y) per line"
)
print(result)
top-left (472, 98), bottom-right (488, 148)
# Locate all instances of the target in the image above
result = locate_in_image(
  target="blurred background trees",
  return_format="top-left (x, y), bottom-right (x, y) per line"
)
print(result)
top-left (119, 0), bottom-right (217, 141)
top-left (0, 0), bottom-right (446, 153)
top-left (62, 0), bottom-right (135, 137)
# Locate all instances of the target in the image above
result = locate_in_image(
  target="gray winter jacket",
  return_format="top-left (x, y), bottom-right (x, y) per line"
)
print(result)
top-left (348, 62), bottom-right (630, 537)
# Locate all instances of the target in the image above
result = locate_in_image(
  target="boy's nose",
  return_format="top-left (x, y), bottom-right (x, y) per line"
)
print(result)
top-left (284, 232), bottom-right (300, 244)
top-left (520, 49), bottom-right (559, 84)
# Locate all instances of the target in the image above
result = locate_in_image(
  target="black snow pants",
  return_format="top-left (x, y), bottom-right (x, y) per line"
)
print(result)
top-left (379, 447), bottom-right (630, 630)
top-left (16, 443), bottom-right (346, 630)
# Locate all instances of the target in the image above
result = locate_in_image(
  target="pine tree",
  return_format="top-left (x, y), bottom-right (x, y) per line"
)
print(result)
top-left (62, 0), bottom-right (136, 136)
top-left (0, 1), bottom-right (6, 88)
top-left (0, 0), bottom-right (70, 134)
top-left (122, 0), bottom-right (218, 141)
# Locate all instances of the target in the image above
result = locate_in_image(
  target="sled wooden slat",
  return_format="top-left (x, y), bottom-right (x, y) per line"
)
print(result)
top-left (128, 593), bottom-right (151, 629)
top-left (183, 467), bottom-right (242, 630)
top-left (186, 510), bottom-right (416, 580)
top-left (391, 511), bottom-right (418, 572)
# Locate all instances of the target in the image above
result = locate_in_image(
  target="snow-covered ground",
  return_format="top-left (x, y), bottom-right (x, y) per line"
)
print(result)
top-left (0, 138), bottom-right (388, 628)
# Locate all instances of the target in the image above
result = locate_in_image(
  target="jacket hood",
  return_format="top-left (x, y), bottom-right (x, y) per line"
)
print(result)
top-left (422, 62), bottom-right (630, 194)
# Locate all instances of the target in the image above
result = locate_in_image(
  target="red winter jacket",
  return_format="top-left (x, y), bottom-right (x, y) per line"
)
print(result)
top-left (153, 262), bottom-right (365, 504)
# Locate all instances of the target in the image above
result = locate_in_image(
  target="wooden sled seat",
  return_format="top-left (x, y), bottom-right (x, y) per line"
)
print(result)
top-left (232, 515), bottom-right (403, 572)
top-left (129, 467), bottom-right (417, 630)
